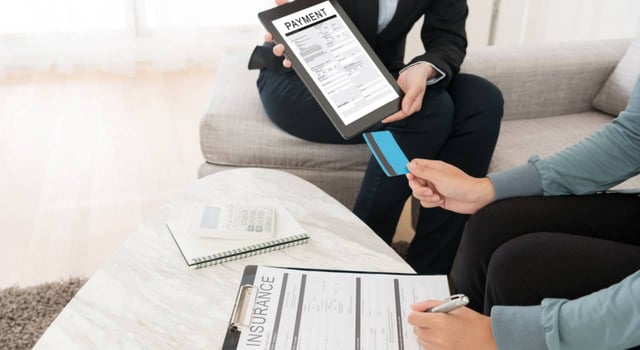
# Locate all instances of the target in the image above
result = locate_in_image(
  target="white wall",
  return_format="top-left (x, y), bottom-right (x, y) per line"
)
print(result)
top-left (406, 0), bottom-right (639, 61)
top-left (492, 0), bottom-right (640, 45)
top-left (1, 1), bottom-right (638, 74)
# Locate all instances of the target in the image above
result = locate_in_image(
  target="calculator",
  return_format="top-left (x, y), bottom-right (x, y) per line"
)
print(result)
top-left (188, 201), bottom-right (277, 240)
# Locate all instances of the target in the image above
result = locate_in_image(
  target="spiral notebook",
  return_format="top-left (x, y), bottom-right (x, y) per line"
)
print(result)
top-left (166, 201), bottom-right (309, 269)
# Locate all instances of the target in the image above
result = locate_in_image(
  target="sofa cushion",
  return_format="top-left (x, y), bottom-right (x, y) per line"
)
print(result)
top-left (201, 50), bottom-right (640, 198)
top-left (490, 111), bottom-right (640, 190)
top-left (593, 37), bottom-right (640, 116)
top-left (462, 40), bottom-right (630, 121)
top-left (200, 53), bottom-right (370, 172)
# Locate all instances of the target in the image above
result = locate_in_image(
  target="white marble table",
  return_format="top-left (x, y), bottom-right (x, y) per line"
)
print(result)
top-left (34, 168), bottom-right (414, 349)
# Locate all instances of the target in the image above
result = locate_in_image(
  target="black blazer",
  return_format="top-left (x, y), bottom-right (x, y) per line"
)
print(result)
top-left (249, 0), bottom-right (468, 88)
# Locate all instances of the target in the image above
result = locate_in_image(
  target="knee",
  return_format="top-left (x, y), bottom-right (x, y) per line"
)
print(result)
top-left (485, 233), bottom-right (549, 305)
top-left (257, 69), bottom-right (310, 101)
top-left (451, 74), bottom-right (504, 123)
top-left (456, 200), bottom-right (520, 267)
top-left (478, 76), bottom-right (504, 110)
top-left (487, 235), bottom-right (537, 281)
top-left (463, 74), bottom-right (504, 110)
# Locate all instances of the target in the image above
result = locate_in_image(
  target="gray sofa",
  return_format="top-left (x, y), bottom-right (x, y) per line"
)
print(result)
top-left (199, 39), bottom-right (639, 209)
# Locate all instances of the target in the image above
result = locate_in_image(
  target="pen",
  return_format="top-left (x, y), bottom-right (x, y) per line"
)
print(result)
top-left (427, 294), bottom-right (469, 313)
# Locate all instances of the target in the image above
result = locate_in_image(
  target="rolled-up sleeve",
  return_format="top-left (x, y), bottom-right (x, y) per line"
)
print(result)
top-left (491, 305), bottom-right (548, 350)
top-left (491, 270), bottom-right (640, 350)
top-left (532, 79), bottom-right (640, 195)
top-left (542, 270), bottom-right (640, 350)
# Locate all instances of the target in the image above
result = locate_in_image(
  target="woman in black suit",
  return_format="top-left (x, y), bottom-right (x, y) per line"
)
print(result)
top-left (250, 0), bottom-right (504, 275)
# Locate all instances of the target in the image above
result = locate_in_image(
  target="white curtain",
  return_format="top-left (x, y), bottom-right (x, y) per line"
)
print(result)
top-left (0, 0), bottom-right (274, 76)
top-left (492, 0), bottom-right (640, 45)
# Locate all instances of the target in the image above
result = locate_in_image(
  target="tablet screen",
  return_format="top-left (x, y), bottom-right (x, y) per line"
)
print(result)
top-left (271, 1), bottom-right (400, 126)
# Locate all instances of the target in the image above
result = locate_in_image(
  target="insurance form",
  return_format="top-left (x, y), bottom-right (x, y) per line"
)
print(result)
top-left (232, 266), bottom-right (449, 350)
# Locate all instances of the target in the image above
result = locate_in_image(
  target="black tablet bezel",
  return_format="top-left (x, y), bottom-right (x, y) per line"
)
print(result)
top-left (258, 0), bottom-right (403, 140)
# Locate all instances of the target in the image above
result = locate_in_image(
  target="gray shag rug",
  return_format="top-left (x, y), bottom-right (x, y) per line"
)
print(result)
top-left (0, 278), bottom-right (86, 350)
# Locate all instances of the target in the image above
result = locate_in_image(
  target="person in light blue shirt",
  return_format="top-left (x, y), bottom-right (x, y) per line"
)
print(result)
top-left (404, 79), bottom-right (640, 350)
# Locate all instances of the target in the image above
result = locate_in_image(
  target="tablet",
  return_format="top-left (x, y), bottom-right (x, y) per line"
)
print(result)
top-left (258, 0), bottom-right (403, 139)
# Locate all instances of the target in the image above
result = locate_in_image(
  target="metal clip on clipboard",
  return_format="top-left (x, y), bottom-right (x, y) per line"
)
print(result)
top-left (229, 284), bottom-right (255, 333)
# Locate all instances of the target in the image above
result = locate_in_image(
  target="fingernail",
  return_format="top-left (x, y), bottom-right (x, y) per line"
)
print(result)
top-left (407, 162), bottom-right (415, 169)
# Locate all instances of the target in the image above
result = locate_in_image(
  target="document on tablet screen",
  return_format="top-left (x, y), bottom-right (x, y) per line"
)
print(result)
top-left (272, 1), bottom-right (400, 126)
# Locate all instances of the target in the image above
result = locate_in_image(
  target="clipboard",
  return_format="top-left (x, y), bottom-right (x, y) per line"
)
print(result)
top-left (222, 265), bottom-right (449, 350)
top-left (258, 0), bottom-right (403, 140)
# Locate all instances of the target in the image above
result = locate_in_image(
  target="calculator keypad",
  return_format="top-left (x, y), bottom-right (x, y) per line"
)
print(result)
top-left (221, 205), bottom-right (274, 234)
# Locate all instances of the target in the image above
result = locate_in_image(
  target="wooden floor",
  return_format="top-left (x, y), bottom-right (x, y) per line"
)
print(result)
top-left (0, 67), bottom-right (217, 288)
top-left (0, 66), bottom-right (416, 288)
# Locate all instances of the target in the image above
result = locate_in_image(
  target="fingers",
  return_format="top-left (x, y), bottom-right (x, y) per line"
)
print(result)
top-left (380, 88), bottom-right (424, 123)
top-left (273, 43), bottom-right (285, 57)
top-left (407, 160), bottom-right (443, 185)
top-left (407, 178), bottom-right (436, 197)
top-left (382, 77), bottom-right (425, 123)
top-left (266, 0), bottom-right (290, 66)
top-left (407, 172), bottom-right (427, 186)
top-left (411, 300), bottom-right (443, 312)
top-left (407, 167), bottom-right (444, 207)
top-left (401, 87), bottom-right (424, 115)
top-left (410, 158), bottom-right (445, 170)
top-left (407, 309), bottom-right (445, 330)
top-left (416, 337), bottom-right (429, 350)
top-left (407, 159), bottom-right (449, 185)
top-left (271, 44), bottom-right (292, 68)
top-left (407, 300), bottom-right (444, 329)
top-left (381, 113), bottom-right (404, 123)
top-left (381, 109), bottom-right (408, 123)
top-left (420, 198), bottom-right (443, 209)
top-left (409, 94), bottom-right (423, 114)
top-left (407, 173), bottom-right (431, 193)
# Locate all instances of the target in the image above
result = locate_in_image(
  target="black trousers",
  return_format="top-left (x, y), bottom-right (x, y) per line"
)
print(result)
top-left (258, 69), bottom-right (504, 274)
top-left (453, 194), bottom-right (640, 314)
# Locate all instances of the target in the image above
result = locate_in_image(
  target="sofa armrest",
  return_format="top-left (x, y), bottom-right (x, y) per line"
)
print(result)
top-left (461, 39), bottom-right (631, 120)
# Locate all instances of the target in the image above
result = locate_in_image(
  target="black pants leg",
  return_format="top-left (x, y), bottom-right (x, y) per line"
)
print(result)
top-left (258, 69), bottom-right (503, 274)
top-left (258, 69), bottom-right (363, 144)
top-left (484, 232), bottom-right (640, 311)
top-left (452, 193), bottom-right (640, 313)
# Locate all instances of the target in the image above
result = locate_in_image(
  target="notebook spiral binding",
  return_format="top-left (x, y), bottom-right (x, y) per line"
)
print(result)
top-left (191, 234), bottom-right (309, 269)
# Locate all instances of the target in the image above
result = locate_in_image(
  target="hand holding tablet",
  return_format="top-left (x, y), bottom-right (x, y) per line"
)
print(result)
top-left (264, 0), bottom-right (292, 68)
top-left (258, 0), bottom-right (403, 139)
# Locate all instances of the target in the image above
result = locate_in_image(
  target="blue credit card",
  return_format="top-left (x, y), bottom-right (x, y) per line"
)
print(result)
top-left (363, 131), bottom-right (410, 177)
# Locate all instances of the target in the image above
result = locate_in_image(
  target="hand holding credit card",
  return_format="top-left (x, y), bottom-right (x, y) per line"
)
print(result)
top-left (363, 131), bottom-right (410, 177)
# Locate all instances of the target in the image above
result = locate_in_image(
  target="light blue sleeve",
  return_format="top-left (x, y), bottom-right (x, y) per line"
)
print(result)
top-left (542, 270), bottom-right (640, 349)
top-left (487, 79), bottom-right (640, 199)
top-left (491, 305), bottom-right (548, 350)
top-left (491, 270), bottom-right (640, 350)
top-left (532, 79), bottom-right (640, 196)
